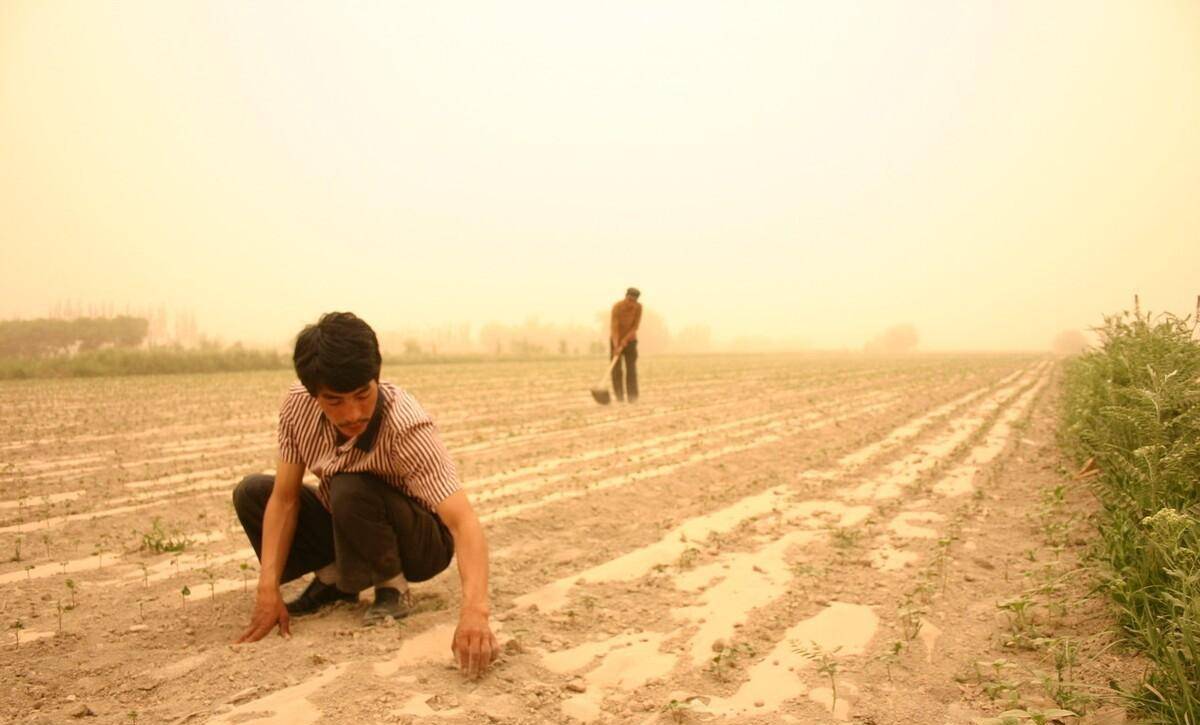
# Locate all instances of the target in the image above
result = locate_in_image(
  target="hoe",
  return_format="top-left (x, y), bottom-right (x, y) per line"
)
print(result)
top-left (589, 351), bottom-right (625, 405)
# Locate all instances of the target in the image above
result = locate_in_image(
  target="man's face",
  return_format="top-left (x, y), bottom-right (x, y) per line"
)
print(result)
top-left (315, 380), bottom-right (378, 438)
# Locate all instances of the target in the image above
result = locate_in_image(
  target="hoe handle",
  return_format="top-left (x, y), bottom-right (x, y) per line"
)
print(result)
top-left (595, 349), bottom-right (624, 387)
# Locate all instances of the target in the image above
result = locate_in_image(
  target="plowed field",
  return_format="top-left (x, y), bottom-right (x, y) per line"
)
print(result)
top-left (3, 353), bottom-right (1096, 724)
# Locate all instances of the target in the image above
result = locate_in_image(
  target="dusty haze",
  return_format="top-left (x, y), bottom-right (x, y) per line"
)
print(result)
top-left (2, 1), bottom-right (1197, 351)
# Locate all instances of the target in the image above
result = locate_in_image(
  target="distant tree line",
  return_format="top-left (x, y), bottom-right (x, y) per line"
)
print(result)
top-left (0, 316), bottom-right (149, 357)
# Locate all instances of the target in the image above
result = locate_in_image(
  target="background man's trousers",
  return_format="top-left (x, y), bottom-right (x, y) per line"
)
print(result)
top-left (232, 472), bottom-right (454, 593)
top-left (611, 340), bottom-right (639, 402)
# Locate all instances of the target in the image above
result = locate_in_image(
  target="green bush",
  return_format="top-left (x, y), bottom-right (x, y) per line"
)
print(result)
top-left (1061, 310), bottom-right (1200, 722)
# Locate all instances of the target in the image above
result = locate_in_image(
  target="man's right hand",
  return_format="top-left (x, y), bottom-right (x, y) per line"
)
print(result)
top-left (236, 585), bottom-right (290, 643)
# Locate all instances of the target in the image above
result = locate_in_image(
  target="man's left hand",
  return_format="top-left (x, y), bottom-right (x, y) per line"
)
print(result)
top-left (451, 608), bottom-right (498, 679)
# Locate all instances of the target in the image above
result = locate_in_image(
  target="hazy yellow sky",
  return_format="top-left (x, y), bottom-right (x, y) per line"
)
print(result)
top-left (2, 1), bottom-right (1197, 351)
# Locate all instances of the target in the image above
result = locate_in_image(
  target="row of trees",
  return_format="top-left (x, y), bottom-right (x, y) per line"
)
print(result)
top-left (0, 317), bottom-right (149, 358)
top-left (377, 309), bottom-right (718, 358)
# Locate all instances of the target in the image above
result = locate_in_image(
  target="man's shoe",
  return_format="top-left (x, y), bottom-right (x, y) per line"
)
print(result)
top-left (363, 587), bottom-right (412, 626)
top-left (285, 578), bottom-right (358, 616)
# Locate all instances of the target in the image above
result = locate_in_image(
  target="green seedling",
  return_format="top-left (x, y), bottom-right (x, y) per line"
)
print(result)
top-left (239, 562), bottom-right (251, 592)
top-left (56, 601), bottom-right (63, 633)
top-left (898, 601), bottom-right (926, 642)
top-left (140, 517), bottom-right (190, 554)
top-left (64, 579), bottom-right (77, 610)
top-left (973, 707), bottom-right (1077, 725)
top-left (660, 696), bottom-right (702, 723)
top-left (998, 597), bottom-right (1036, 638)
top-left (972, 659), bottom-right (1023, 706)
top-left (794, 641), bottom-right (842, 713)
top-left (24, 564), bottom-right (34, 580)
top-left (831, 527), bottom-right (861, 549)
top-left (708, 642), bottom-right (755, 681)
top-left (1031, 637), bottom-right (1089, 711)
top-left (11, 620), bottom-right (24, 647)
top-left (140, 562), bottom-right (149, 587)
top-left (180, 585), bottom-right (191, 609)
top-left (872, 639), bottom-right (905, 682)
top-left (203, 568), bottom-right (216, 601)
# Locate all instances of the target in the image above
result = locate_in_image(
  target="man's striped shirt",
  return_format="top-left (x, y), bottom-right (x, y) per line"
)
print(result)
top-left (276, 381), bottom-right (459, 513)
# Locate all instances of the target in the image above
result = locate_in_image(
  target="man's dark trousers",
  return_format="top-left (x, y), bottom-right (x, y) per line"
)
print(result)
top-left (611, 340), bottom-right (639, 403)
top-left (232, 472), bottom-right (454, 593)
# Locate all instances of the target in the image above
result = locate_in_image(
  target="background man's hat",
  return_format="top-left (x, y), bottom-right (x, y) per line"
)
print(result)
top-left (626, 287), bottom-right (641, 298)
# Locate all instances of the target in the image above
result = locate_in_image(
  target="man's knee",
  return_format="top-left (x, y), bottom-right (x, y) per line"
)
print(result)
top-left (327, 473), bottom-right (379, 520)
top-left (233, 473), bottom-right (273, 514)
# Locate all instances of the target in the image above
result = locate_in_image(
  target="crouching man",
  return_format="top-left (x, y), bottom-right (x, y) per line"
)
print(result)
top-left (231, 311), bottom-right (497, 678)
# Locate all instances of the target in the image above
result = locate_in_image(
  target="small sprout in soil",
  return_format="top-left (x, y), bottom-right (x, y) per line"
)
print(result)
top-left (64, 579), bottom-right (77, 609)
top-left (793, 641), bottom-right (842, 713)
top-left (41, 534), bottom-right (51, 559)
top-left (140, 517), bottom-right (190, 554)
top-left (997, 595), bottom-right (1037, 644)
top-left (11, 619), bottom-right (24, 647)
top-left (872, 639), bottom-right (905, 682)
top-left (56, 601), bottom-right (63, 633)
top-left (140, 562), bottom-right (150, 587)
top-left (181, 584), bottom-right (191, 609)
top-left (239, 563), bottom-right (251, 592)
top-left (708, 642), bottom-right (755, 681)
top-left (11, 537), bottom-right (21, 563)
top-left (831, 527), bottom-right (861, 549)
top-left (203, 568), bottom-right (216, 601)
top-left (660, 696), bottom-right (701, 723)
top-left (24, 564), bottom-right (34, 580)
top-left (677, 547), bottom-right (701, 570)
top-left (898, 601), bottom-right (926, 642)
top-left (974, 707), bottom-right (1078, 725)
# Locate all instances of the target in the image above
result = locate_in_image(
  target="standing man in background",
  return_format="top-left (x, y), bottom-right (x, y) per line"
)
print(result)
top-left (610, 287), bottom-right (643, 403)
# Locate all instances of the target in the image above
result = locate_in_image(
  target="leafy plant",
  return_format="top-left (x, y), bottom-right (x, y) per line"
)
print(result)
top-left (139, 517), bottom-right (190, 554)
top-left (1060, 307), bottom-right (1200, 720)
top-left (660, 696), bottom-right (702, 723)
top-left (707, 642), bottom-right (755, 681)
top-left (973, 707), bottom-right (1077, 725)
top-left (793, 641), bottom-right (842, 712)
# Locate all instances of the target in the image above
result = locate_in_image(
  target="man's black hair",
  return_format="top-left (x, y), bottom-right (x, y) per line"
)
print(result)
top-left (293, 312), bottom-right (382, 396)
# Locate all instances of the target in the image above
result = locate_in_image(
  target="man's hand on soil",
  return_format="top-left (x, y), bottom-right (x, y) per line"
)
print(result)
top-left (236, 586), bottom-right (290, 643)
top-left (451, 608), bottom-right (497, 680)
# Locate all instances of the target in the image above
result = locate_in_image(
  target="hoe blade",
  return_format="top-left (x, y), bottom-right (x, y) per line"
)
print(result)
top-left (590, 388), bottom-right (611, 405)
